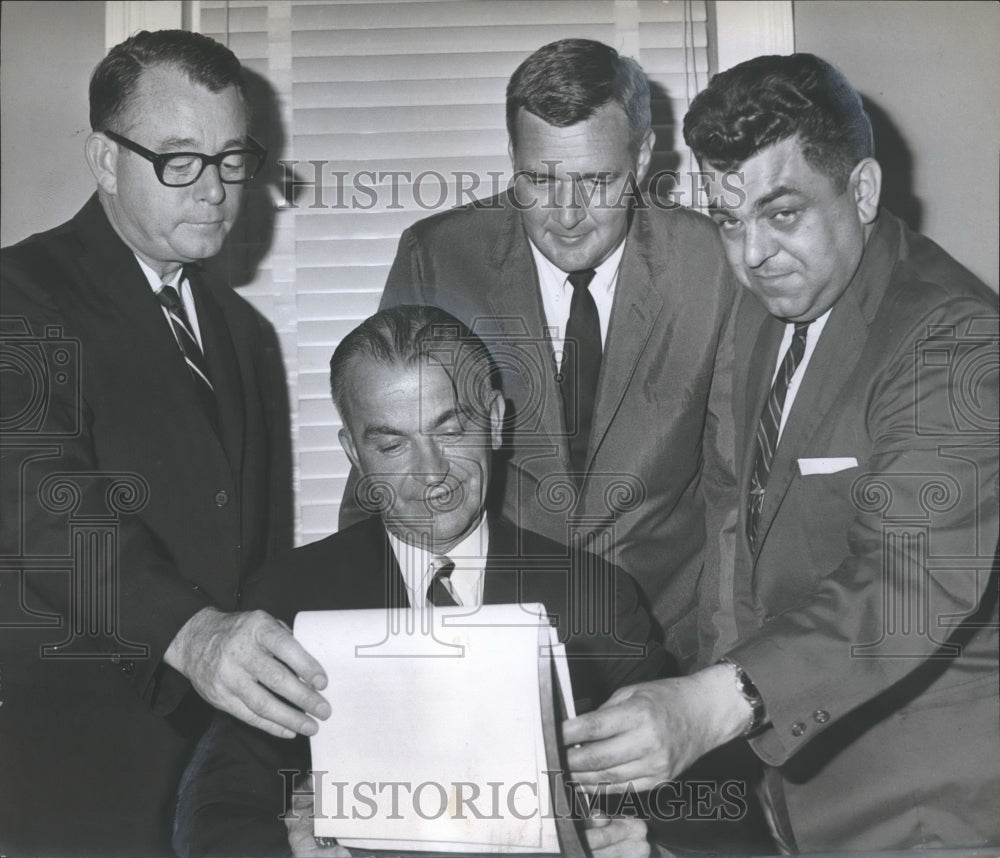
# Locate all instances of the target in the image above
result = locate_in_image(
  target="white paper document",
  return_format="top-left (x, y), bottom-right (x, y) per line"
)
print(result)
top-left (294, 603), bottom-right (576, 854)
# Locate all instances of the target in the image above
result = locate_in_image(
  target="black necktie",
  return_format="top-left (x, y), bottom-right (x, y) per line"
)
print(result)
top-left (747, 322), bottom-right (811, 549)
top-left (157, 283), bottom-right (217, 422)
top-left (425, 557), bottom-right (459, 607)
top-left (560, 268), bottom-right (601, 476)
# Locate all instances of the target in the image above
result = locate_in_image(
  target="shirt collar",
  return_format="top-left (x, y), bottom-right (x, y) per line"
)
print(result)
top-left (387, 513), bottom-right (490, 607)
top-left (527, 238), bottom-right (626, 297)
top-left (135, 255), bottom-right (185, 295)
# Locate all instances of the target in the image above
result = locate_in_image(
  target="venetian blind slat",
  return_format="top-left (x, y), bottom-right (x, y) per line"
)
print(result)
top-left (199, 0), bottom-right (710, 544)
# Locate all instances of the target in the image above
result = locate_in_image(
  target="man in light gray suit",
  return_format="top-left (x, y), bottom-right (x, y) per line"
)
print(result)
top-left (346, 39), bottom-right (737, 668)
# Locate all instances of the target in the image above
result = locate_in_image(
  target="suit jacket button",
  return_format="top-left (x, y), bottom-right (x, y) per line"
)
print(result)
top-left (214, 490), bottom-right (230, 507)
top-left (813, 709), bottom-right (830, 723)
top-left (791, 721), bottom-right (807, 737)
top-left (121, 662), bottom-right (135, 674)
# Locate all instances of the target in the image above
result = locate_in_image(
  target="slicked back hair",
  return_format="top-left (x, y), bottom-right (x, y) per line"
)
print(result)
top-left (329, 305), bottom-right (501, 429)
top-left (506, 38), bottom-right (651, 152)
top-left (683, 53), bottom-right (874, 190)
top-left (90, 29), bottom-right (247, 133)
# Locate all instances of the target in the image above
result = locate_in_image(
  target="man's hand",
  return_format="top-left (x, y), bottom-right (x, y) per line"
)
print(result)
top-left (285, 776), bottom-right (350, 857)
top-left (562, 665), bottom-right (752, 792)
top-left (164, 607), bottom-right (330, 738)
top-left (583, 811), bottom-right (651, 858)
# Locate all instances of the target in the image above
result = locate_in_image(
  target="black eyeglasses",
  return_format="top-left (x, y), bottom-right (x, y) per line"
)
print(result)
top-left (103, 130), bottom-right (267, 187)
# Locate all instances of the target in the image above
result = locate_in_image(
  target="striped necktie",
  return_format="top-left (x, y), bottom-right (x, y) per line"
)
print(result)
top-left (425, 557), bottom-right (459, 607)
top-left (747, 322), bottom-right (811, 549)
top-left (559, 267), bottom-right (601, 478)
top-left (157, 283), bottom-right (217, 420)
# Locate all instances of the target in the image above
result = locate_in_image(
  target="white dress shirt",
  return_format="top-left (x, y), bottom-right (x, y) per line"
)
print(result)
top-left (135, 256), bottom-right (205, 349)
top-left (770, 308), bottom-right (833, 441)
top-left (528, 239), bottom-right (626, 370)
top-left (387, 514), bottom-right (490, 608)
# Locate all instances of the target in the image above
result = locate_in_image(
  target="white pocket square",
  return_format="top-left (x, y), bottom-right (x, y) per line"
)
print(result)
top-left (798, 457), bottom-right (859, 475)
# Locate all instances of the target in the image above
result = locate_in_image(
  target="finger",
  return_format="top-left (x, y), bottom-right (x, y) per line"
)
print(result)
top-left (566, 729), bottom-right (651, 779)
top-left (259, 617), bottom-right (329, 691)
top-left (222, 695), bottom-right (297, 739)
top-left (585, 817), bottom-right (650, 858)
top-left (562, 704), bottom-right (635, 745)
top-left (230, 679), bottom-right (320, 737)
top-left (250, 654), bottom-right (331, 722)
top-left (585, 810), bottom-right (612, 829)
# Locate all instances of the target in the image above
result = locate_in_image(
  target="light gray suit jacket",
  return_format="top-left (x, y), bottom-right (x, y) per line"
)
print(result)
top-left (345, 191), bottom-right (737, 663)
top-left (700, 210), bottom-right (999, 851)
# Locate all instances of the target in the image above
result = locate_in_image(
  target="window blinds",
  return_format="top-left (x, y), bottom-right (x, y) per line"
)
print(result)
top-left (198, 0), bottom-right (709, 544)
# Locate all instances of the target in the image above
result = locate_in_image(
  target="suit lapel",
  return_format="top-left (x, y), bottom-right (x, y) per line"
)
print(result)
top-left (587, 211), bottom-right (664, 472)
top-left (748, 217), bottom-right (899, 552)
top-left (755, 295), bottom-right (868, 545)
top-left (72, 199), bottom-right (226, 450)
top-left (735, 294), bottom-right (784, 502)
top-left (481, 517), bottom-right (523, 604)
top-left (485, 206), bottom-right (570, 468)
top-left (189, 268), bottom-right (246, 471)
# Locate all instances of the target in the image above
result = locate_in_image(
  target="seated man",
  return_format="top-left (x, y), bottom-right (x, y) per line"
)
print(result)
top-left (174, 305), bottom-right (669, 858)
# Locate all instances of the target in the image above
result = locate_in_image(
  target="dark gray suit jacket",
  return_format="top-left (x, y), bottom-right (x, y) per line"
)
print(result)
top-left (173, 514), bottom-right (671, 857)
top-left (0, 195), bottom-right (291, 856)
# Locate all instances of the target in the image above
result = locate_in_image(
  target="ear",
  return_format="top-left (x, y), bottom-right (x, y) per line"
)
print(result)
top-left (850, 157), bottom-right (881, 225)
top-left (634, 129), bottom-right (656, 185)
top-left (508, 137), bottom-right (516, 171)
top-left (85, 132), bottom-right (119, 194)
top-left (338, 426), bottom-right (360, 471)
top-left (487, 391), bottom-right (506, 451)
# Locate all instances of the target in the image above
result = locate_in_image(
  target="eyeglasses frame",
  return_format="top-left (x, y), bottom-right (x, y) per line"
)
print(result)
top-left (102, 129), bottom-right (267, 187)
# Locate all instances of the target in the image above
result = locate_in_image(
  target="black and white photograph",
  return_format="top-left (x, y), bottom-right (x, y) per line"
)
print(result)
top-left (1, 2), bottom-right (997, 857)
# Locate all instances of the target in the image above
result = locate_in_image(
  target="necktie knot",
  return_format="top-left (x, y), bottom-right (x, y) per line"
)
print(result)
top-left (567, 268), bottom-right (597, 292)
top-left (157, 283), bottom-right (183, 312)
top-left (426, 556), bottom-right (459, 607)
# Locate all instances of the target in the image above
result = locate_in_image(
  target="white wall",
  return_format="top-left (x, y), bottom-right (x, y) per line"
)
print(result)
top-left (794, 0), bottom-right (999, 291)
top-left (0, 1), bottom-right (105, 247)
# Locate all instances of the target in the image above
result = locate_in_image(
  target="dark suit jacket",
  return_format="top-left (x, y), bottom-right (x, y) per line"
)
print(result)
top-left (699, 211), bottom-right (999, 851)
top-left (173, 514), bottom-right (670, 858)
top-left (0, 195), bottom-right (290, 856)
top-left (347, 192), bottom-right (737, 664)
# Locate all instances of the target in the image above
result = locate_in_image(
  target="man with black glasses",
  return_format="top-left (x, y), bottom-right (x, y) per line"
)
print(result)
top-left (1, 29), bottom-right (328, 856)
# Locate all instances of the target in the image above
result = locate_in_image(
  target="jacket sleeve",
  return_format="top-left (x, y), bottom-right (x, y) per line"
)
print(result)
top-left (173, 713), bottom-right (305, 858)
top-left (0, 248), bottom-right (213, 715)
top-left (728, 296), bottom-right (999, 766)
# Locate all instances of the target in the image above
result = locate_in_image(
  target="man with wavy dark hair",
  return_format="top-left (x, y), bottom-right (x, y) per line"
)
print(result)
top-left (562, 53), bottom-right (999, 853)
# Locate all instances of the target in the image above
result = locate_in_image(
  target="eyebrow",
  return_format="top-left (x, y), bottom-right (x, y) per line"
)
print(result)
top-left (157, 135), bottom-right (248, 152)
top-left (709, 184), bottom-right (806, 217)
top-left (361, 407), bottom-right (468, 441)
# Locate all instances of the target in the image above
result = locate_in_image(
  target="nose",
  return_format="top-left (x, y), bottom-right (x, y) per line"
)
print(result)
top-left (413, 438), bottom-right (449, 485)
top-left (743, 222), bottom-right (777, 270)
top-left (195, 163), bottom-right (226, 205)
top-left (553, 179), bottom-right (586, 231)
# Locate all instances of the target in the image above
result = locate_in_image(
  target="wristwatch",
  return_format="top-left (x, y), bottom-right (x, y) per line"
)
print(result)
top-left (718, 657), bottom-right (767, 737)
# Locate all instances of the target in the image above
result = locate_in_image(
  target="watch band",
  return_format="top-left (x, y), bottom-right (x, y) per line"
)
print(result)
top-left (718, 657), bottom-right (767, 737)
